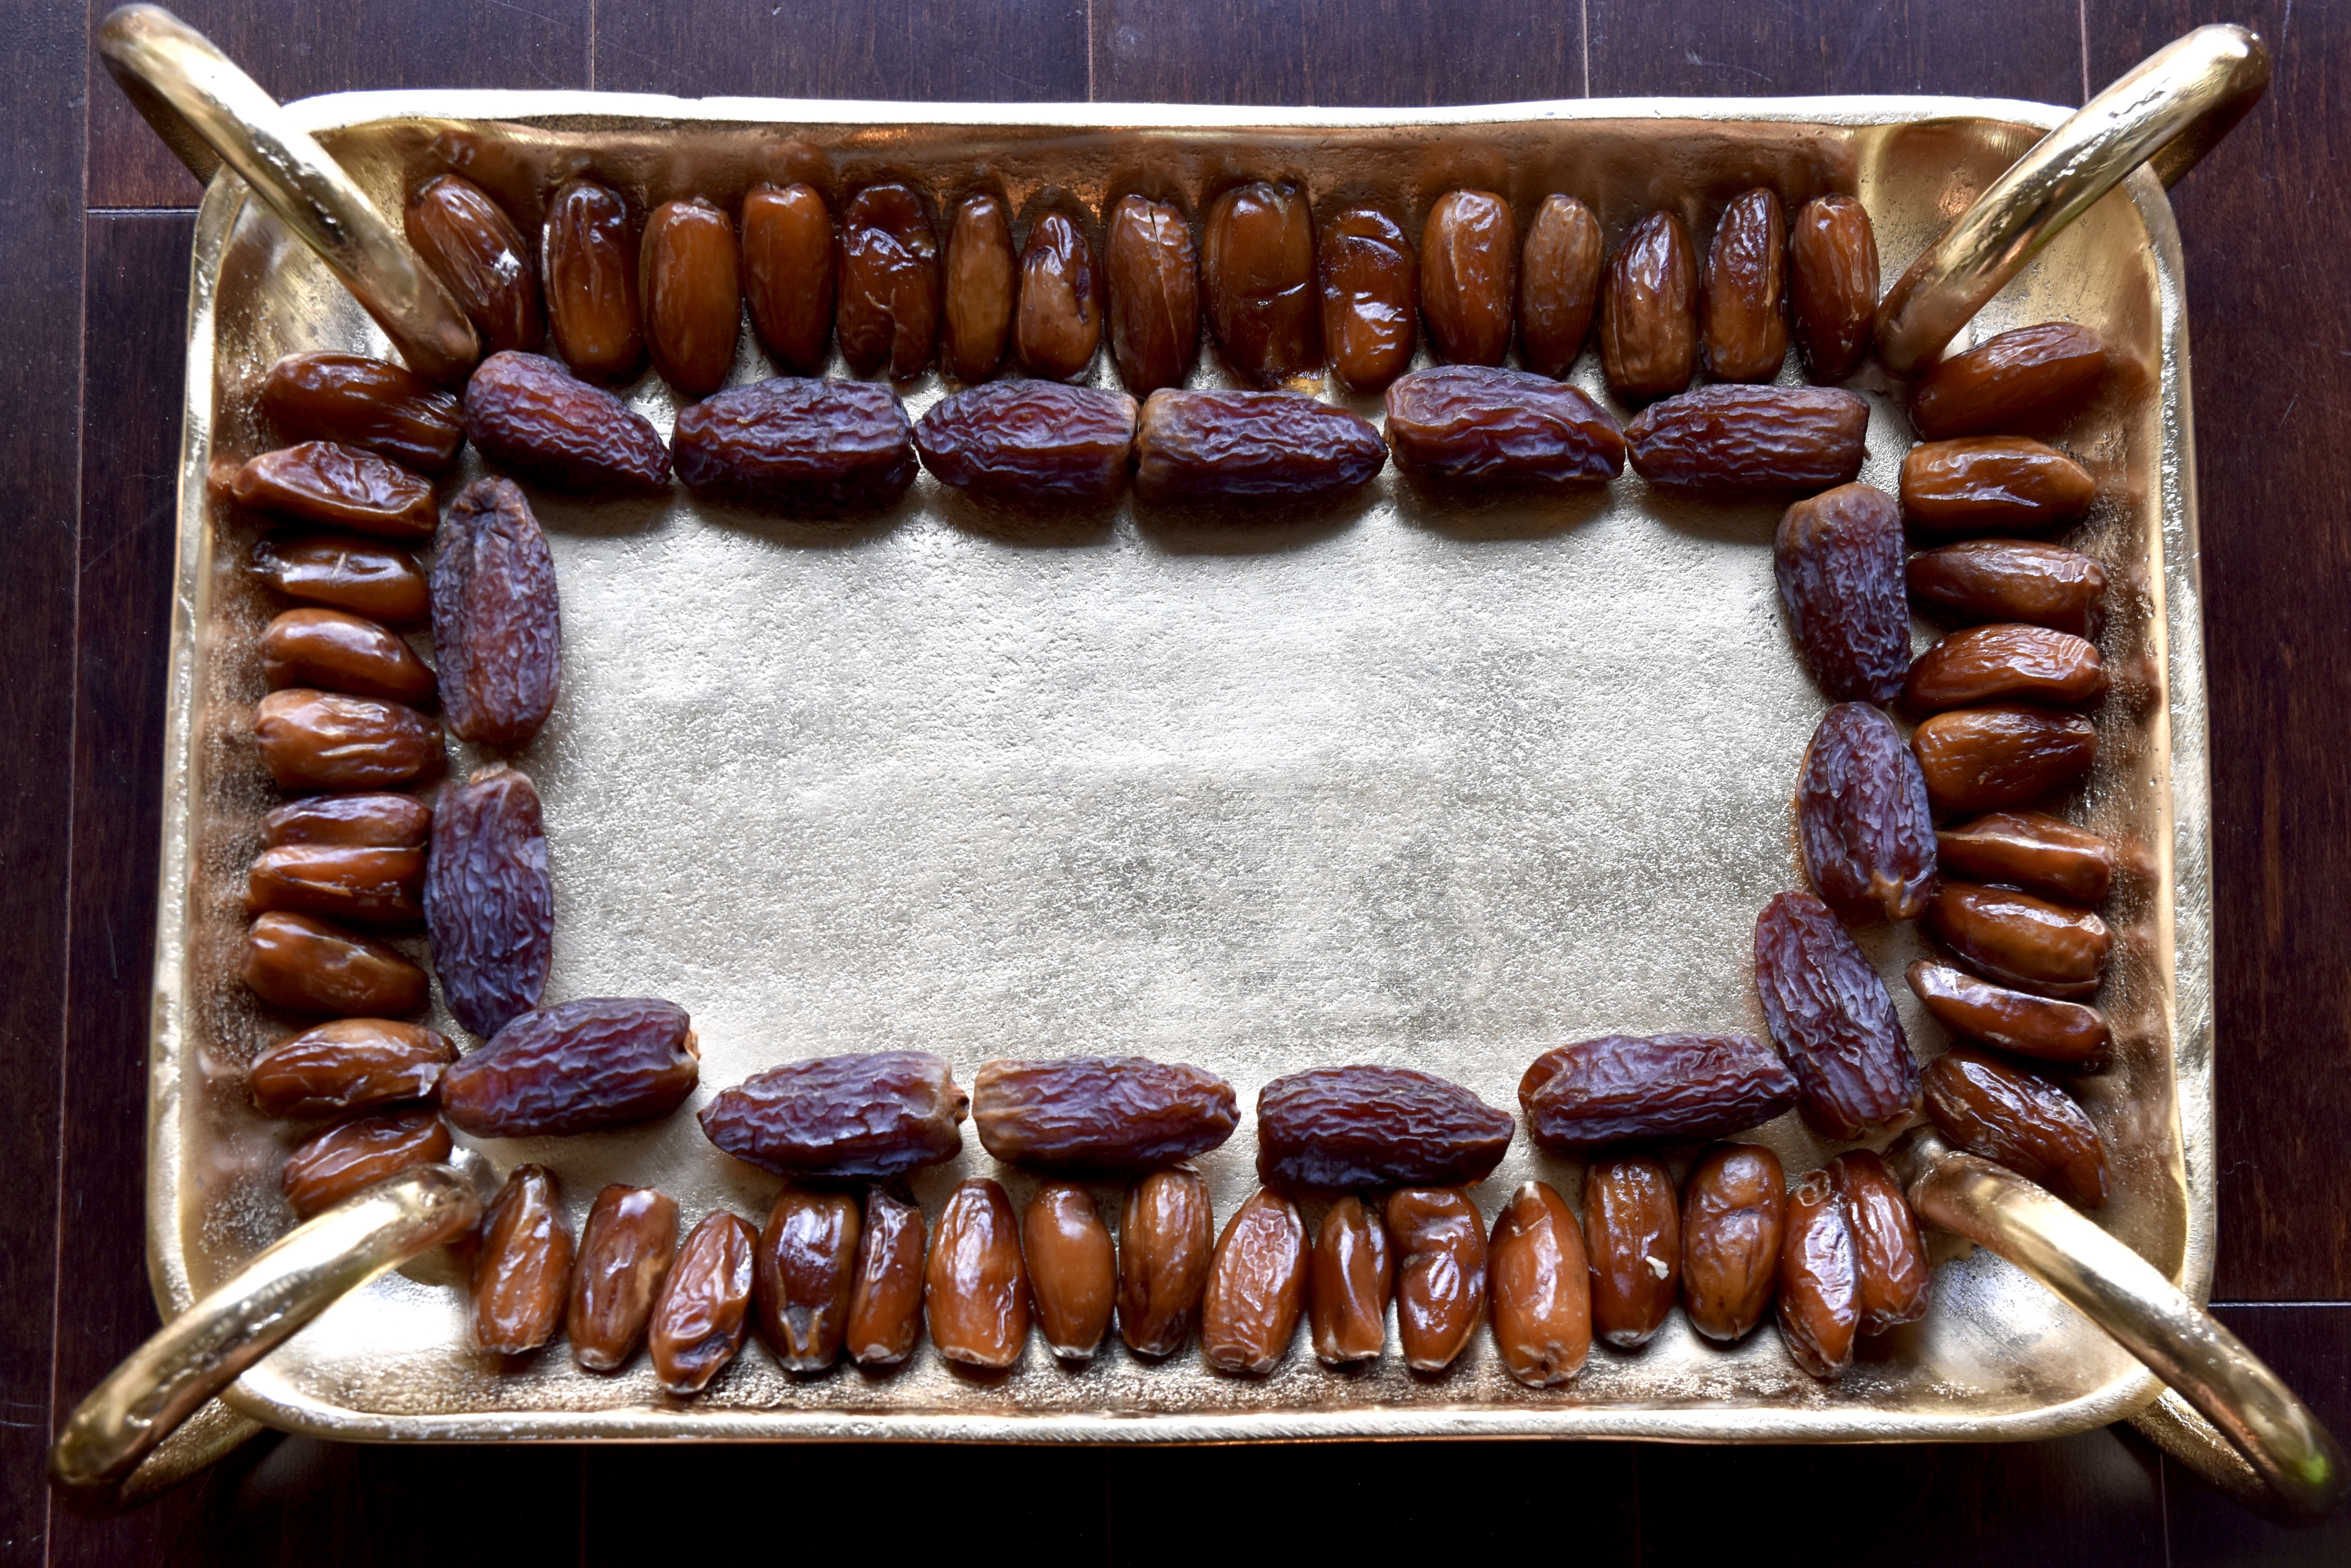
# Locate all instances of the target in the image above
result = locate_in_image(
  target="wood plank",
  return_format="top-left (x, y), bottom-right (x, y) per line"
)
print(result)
top-left (85, 0), bottom-right (592, 209)
top-left (594, 0), bottom-right (1089, 102)
top-left (2165, 1305), bottom-right (2351, 1562)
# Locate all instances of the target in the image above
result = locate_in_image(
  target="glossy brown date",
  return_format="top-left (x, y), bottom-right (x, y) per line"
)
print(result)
top-left (463, 350), bottom-right (673, 496)
top-left (1257, 1064), bottom-right (1514, 1192)
top-left (1583, 1154), bottom-right (1680, 1350)
top-left (1899, 437), bottom-right (2096, 537)
top-left (1105, 194), bottom-right (1200, 396)
top-left (1907, 959), bottom-right (2111, 1065)
top-left (845, 1185), bottom-right (928, 1366)
top-left (1774, 482), bottom-right (1909, 705)
top-left (1680, 1143), bottom-right (1787, 1343)
top-left (1598, 211), bottom-right (1696, 401)
top-left (837, 184), bottom-right (941, 379)
top-left (673, 376), bottom-right (916, 515)
top-left (405, 173), bottom-right (542, 357)
top-left (1777, 1168), bottom-right (1859, 1378)
top-left (247, 1017), bottom-right (452, 1118)
top-left (1923, 1044), bottom-right (2110, 1207)
top-left (1701, 189), bottom-right (1788, 383)
top-left (261, 352), bottom-right (464, 471)
top-left (756, 1185), bottom-right (862, 1371)
top-left (649, 1211), bottom-right (758, 1393)
top-left (280, 1107), bottom-right (450, 1219)
top-left (940, 192), bottom-right (1014, 384)
top-left (232, 443), bottom-right (436, 542)
top-left (1133, 389), bottom-right (1385, 503)
top-left (1911, 322), bottom-right (2106, 440)
top-left (1386, 1187), bottom-right (1488, 1373)
top-left (1938, 809), bottom-right (2114, 905)
top-left (1309, 1195), bottom-right (1392, 1365)
top-left (262, 791), bottom-right (430, 851)
top-left (1908, 539), bottom-right (2107, 641)
top-left (742, 182), bottom-right (836, 377)
top-left (242, 911), bottom-right (429, 1018)
top-left (568, 1185), bottom-right (679, 1372)
top-left (699, 1051), bottom-right (968, 1179)
top-left (926, 1177), bottom-right (1030, 1368)
top-left (1912, 706), bottom-right (2098, 815)
top-left (541, 178), bottom-right (644, 384)
top-left (914, 382), bottom-right (1136, 504)
top-left (1753, 891), bottom-right (1921, 1140)
top-left (640, 197), bottom-right (742, 399)
top-left (1799, 702), bottom-right (1937, 924)
top-left (1383, 366), bottom-right (1626, 486)
top-left (1199, 1188), bottom-right (1311, 1374)
top-left (1419, 190), bottom-right (1516, 367)
top-left (971, 1054), bottom-right (1237, 1176)
top-left (440, 997), bottom-right (699, 1137)
top-left (1202, 181), bottom-right (1319, 385)
top-left (254, 688), bottom-right (439, 792)
top-left (423, 766), bottom-right (552, 1039)
top-left (1627, 385), bottom-right (1869, 494)
top-left (1317, 208), bottom-right (1417, 393)
top-left (1023, 1183), bottom-right (1116, 1360)
top-left (470, 1164), bottom-right (574, 1356)
top-left (1828, 1150), bottom-right (1929, 1334)
top-left (260, 609), bottom-right (436, 707)
top-left (1925, 881), bottom-right (2111, 999)
top-left (1015, 212), bottom-right (1105, 381)
top-left (250, 534), bottom-right (430, 625)
top-left (1788, 193), bottom-right (1878, 383)
top-left (1117, 1164), bottom-right (1213, 1357)
top-left (1487, 1181), bottom-right (1591, 1386)
top-left (1518, 1032), bottom-right (1797, 1151)
top-left (245, 843), bottom-right (424, 930)
top-left (1517, 194), bottom-right (1601, 379)
top-left (430, 477), bottom-right (560, 749)
top-left (1907, 623), bottom-right (2105, 716)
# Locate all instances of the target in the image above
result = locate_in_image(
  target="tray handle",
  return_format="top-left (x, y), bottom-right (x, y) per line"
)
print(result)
top-left (46, 1165), bottom-right (481, 1513)
top-left (1875, 22), bottom-right (2270, 373)
top-left (1905, 1142), bottom-right (2346, 1525)
top-left (97, 3), bottom-right (480, 384)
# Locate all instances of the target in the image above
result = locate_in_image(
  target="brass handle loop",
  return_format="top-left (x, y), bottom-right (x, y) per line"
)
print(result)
top-left (96, 3), bottom-right (480, 383)
top-left (1876, 22), bottom-right (2270, 373)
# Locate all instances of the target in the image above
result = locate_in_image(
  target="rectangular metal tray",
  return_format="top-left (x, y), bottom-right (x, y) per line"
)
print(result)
top-left (149, 89), bottom-right (2210, 1445)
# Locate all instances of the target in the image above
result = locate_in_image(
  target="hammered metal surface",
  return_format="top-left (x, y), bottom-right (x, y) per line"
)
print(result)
top-left (145, 91), bottom-right (2209, 1445)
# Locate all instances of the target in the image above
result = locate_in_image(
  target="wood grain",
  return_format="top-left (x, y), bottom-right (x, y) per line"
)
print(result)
top-left (594, 0), bottom-right (1088, 102)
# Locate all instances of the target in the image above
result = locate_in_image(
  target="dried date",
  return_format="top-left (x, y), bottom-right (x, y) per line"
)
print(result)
top-left (1788, 193), bottom-right (1878, 383)
top-left (1753, 891), bottom-right (1922, 1140)
top-left (1487, 1181), bottom-right (1591, 1386)
top-left (755, 1185), bottom-right (862, 1371)
top-left (439, 997), bottom-right (699, 1137)
top-left (1118, 1164), bottom-right (1213, 1357)
top-left (742, 182), bottom-right (837, 377)
top-left (926, 1177), bottom-right (1029, 1368)
top-left (463, 350), bottom-right (673, 496)
top-left (1024, 1183), bottom-right (1116, 1360)
top-left (1680, 1142), bottom-right (1787, 1343)
top-left (261, 352), bottom-right (464, 471)
top-left (245, 843), bottom-right (424, 929)
top-left (1701, 188), bottom-right (1789, 383)
top-left (262, 791), bottom-right (429, 851)
top-left (971, 1054), bottom-right (1237, 1175)
top-left (254, 688), bottom-right (439, 792)
top-left (1774, 481), bottom-right (1908, 705)
top-left (1924, 881), bottom-right (2111, 999)
top-left (1906, 959), bottom-right (2111, 1064)
top-left (242, 911), bottom-right (429, 1018)
top-left (424, 766), bottom-right (552, 1039)
top-left (941, 192), bottom-right (1014, 384)
top-left (914, 382), bottom-right (1137, 504)
top-left (1386, 1187), bottom-right (1488, 1373)
top-left (1309, 1195), bottom-right (1391, 1365)
top-left (640, 197), bottom-right (742, 399)
top-left (541, 178), bottom-right (645, 383)
top-left (1200, 1188), bottom-right (1311, 1374)
top-left (260, 609), bottom-right (437, 707)
top-left (1922, 1044), bottom-right (2110, 1207)
top-left (1900, 437), bottom-right (2096, 536)
top-left (1912, 706), bottom-right (2098, 814)
top-left (837, 184), bottom-right (941, 379)
top-left (281, 1107), bottom-right (449, 1219)
top-left (248, 1017), bottom-right (453, 1118)
top-left (1518, 1032), bottom-right (1797, 1151)
top-left (1910, 322), bottom-right (2106, 440)
top-left (1317, 207), bottom-right (1417, 393)
top-left (568, 1185), bottom-right (679, 1372)
top-left (250, 534), bottom-right (430, 625)
top-left (1906, 623), bottom-right (2105, 714)
top-left (1583, 1154), bottom-right (1680, 1349)
top-left (845, 1185), bottom-right (928, 1366)
top-left (1105, 194), bottom-right (1200, 396)
top-left (1828, 1150), bottom-right (1929, 1334)
top-left (1907, 539), bottom-right (2107, 641)
top-left (649, 1211), bottom-right (758, 1393)
top-left (1016, 211), bottom-right (1105, 381)
top-left (1202, 181), bottom-right (1319, 385)
top-left (469, 1165), bottom-right (573, 1355)
top-left (1628, 385), bottom-right (1869, 494)
top-left (1419, 190), bottom-right (1516, 367)
top-left (699, 1050), bottom-right (967, 1179)
top-left (1776, 1168), bottom-right (1859, 1378)
top-left (1937, 809), bottom-right (2114, 905)
top-left (672, 376), bottom-right (917, 515)
top-left (231, 442), bottom-right (436, 541)
top-left (1256, 1064), bottom-right (1513, 1192)
top-left (433, 477), bottom-right (560, 748)
top-left (1383, 366), bottom-right (1625, 486)
top-left (405, 173), bottom-right (543, 357)
top-left (1798, 702), bottom-right (1938, 923)
top-left (1517, 194), bottom-right (1602, 379)
top-left (1133, 389), bottom-right (1384, 503)
top-left (1598, 211), bottom-right (1697, 401)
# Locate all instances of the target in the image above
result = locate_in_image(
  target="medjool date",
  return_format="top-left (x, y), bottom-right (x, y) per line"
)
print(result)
top-left (1198, 1188), bottom-right (1311, 1374)
top-left (1900, 437), bottom-right (2096, 536)
top-left (1015, 211), bottom-right (1105, 381)
top-left (940, 192), bottom-right (1014, 384)
top-left (1118, 1164), bottom-right (1213, 1357)
top-left (1752, 891), bottom-right (1922, 1140)
top-left (1924, 882), bottom-right (2110, 999)
top-left (1517, 194), bottom-right (1602, 379)
top-left (914, 381), bottom-right (1136, 504)
top-left (259, 609), bottom-right (437, 707)
top-left (1598, 211), bottom-right (1696, 400)
top-left (1774, 482), bottom-right (1908, 705)
top-left (423, 766), bottom-right (552, 1040)
top-left (699, 1051), bottom-right (967, 1179)
top-left (281, 1107), bottom-right (450, 1218)
top-left (649, 1211), bottom-right (758, 1392)
top-left (1487, 1181), bottom-right (1591, 1387)
top-left (463, 350), bottom-right (672, 496)
top-left (1105, 194), bottom-right (1200, 395)
top-left (1383, 366), bottom-right (1625, 486)
top-left (1912, 707), bottom-right (2098, 814)
top-left (1701, 189), bottom-right (1789, 383)
top-left (247, 1018), bottom-right (454, 1118)
top-left (1798, 702), bottom-right (1938, 924)
top-left (1629, 385), bottom-right (1869, 494)
top-left (1133, 389), bottom-right (1384, 503)
top-left (837, 183), bottom-right (941, 379)
top-left (672, 376), bottom-right (917, 515)
top-left (1905, 623), bottom-right (2106, 714)
top-left (438, 997), bottom-right (699, 1138)
top-left (1777, 1168), bottom-right (1859, 1378)
top-left (1936, 809), bottom-right (2114, 905)
top-left (568, 1185), bottom-right (679, 1372)
top-left (1256, 1065), bottom-right (1513, 1192)
top-left (1910, 322), bottom-right (2105, 439)
top-left (1583, 1154), bottom-right (1679, 1350)
top-left (245, 843), bottom-right (425, 929)
top-left (926, 1177), bottom-right (1029, 1368)
top-left (1518, 1033), bottom-right (1797, 1151)
top-left (639, 197), bottom-right (742, 399)
top-left (971, 1055), bottom-right (1237, 1175)
top-left (1386, 1187), bottom-right (1487, 1372)
top-left (1905, 960), bottom-right (2111, 1064)
top-left (541, 177), bottom-right (645, 383)
top-left (1788, 193), bottom-right (1878, 383)
top-left (755, 1185), bottom-right (862, 1371)
top-left (250, 534), bottom-right (430, 625)
top-left (1679, 1143), bottom-right (1786, 1343)
top-left (405, 173), bottom-right (542, 358)
top-left (1907, 539), bottom-right (2107, 640)
top-left (253, 689), bottom-right (439, 792)
top-left (430, 477), bottom-right (560, 749)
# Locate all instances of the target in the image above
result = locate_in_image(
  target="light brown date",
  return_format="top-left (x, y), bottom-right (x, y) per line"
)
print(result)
top-left (971, 1054), bottom-right (1237, 1176)
top-left (1199, 1188), bottom-right (1311, 1375)
top-left (1827, 1150), bottom-right (1929, 1335)
top-left (541, 178), bottom-right (644, 384)
top-left (1023, 1183), bottom-right (1116, 1360)
top-left (914, 382), bottom-right (1136, 504)
top-left (1105, 194), bottom-right (1200, 396)
top-left (1517, 194), bottom-right (1601, 379)
top-left (1923, 1044), bottom-right (2111, 1207)
top-left (941, 192), bottom-right (1015, 384)
top-left (1925, 881), bottom-right (2111, 999)
top-left (260, 609), bottom-right (436, 707)
top-left (1627, 385), bottom-right (1869, 494)
top-left (1937, 809), bottom-right (2115, 905)
top-left (838, 184), bottom-right (941, 379)
top-left (1583, 1154), bottom-right (1680, 1350)
top-left (242, 911), bottom-right (429, 1019)
top-left (1118, 1164), bottom-right (1213, 1357)
top-left (1912, 706), bottom-right (2098, 815)
top-left (1383, 366), bottom-right (1626, 486)
top-left (1203, 181), bottom-right (1319, 385)
top-left (741, 182), bottom-right (837, 376)
top-left (1788, 193), bottom-right (1879, 383)
top-left (251, 534), bottom-right (430, 625)
top-left (404, 173), bottom-right (543, 357)
top-left (1386, 1187), bottom-right (1488, 1373)
top-left (845, 1185), bottom-right (928, 1366)
top-left (432, 477), bottom-right (560, 749)
top-left (462, 350), bottom-right (673, 496)
top-left (1487, 1181), bottom-right (1591, 1387)
top-left (1907, 623), bottom-right (2105, 715)
top-left (261, 352), bottom-right (464, 471)
top-left (1911, 322), bottom-right (2107, 440)
top-left (254, 688), bottom-right (439, 792)
top-left (231, 443), bottom-right (436, 542)
top-left (1419, 190), bottom-right (1516, 367)
top-left (640, 197), bottom-right (742, 399)
top-left (649, 1211), bottom-right (758, 1393)
top-left (245, 843), bottom-right (424, 929)
top-left (926, 1177), bottom-right (1030, 1368)
top-left (281, 1106), bottom-right (450, 1218)
top-left (673, 376), bottom-right (916, 515)
top-left (1908, 539), bottom-right (2107, 641)
top-left (1798, 702), bottom-right (1937, 925)
top-left (1598, 211), bottom-right (1697, 401)
top-left (1309, 1195), bottom-right (1391, 1366)
top-left (1679, 1143), bottom-right (1787, 1343)
top-left (1907, 959), bottom-right (2111, 1065)
top-left (1133, 389), bottom-right (1385, 503)
top-left (1317, 208), bottom-right (1417, 393)
top-left (470, 1164), bottom-right (574, 1356)
top-left (755, 1185), bottom-right (862, 1371)
top-left (1702, 188), bottom-right (1788, 383)
top-left (247, 1017), bottom-right (452, 1118)
top-left (439, 997), bottom-right (698, 1138)
top-left (261, 791), bottom-right (430, 851)
top-left (1015, 211), bottom-right (1105, 381)
top-left (568, 1185), bottom-right (679, 1373)
top-left (1776, 1168), bottom-right (1859, 1378)
top-left (1900, 437), bottom-right (2096, 537)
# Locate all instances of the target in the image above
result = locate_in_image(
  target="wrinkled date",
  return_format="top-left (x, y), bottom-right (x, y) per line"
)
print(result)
top-left (251, 534), bottom-right (430, 625)
top-left (1788, 193), bottom-right (1879, 383)
top-left (405, 173), bottom-right (543, 357)
top-left (845, 1185), bottom-right (928, 1366)
top-left (1386, 1187), bottom-right (1488, 1373)
top-left (242, 911), bottom-right (429, 1018)
top-left (1911, 322), bottom-right (2107, 440)
top-left (1598, 211), bottom-right (1697, 401)
top-left (262, 352), bottom-right (464, 471)
top-left (260, 609), bottom-right (436, 707)
top-left (914, 381), bottom-right (1137, 504)
top-left (1309, 1195), bottom-right (1392, 1365)
top-left (1487, 1181), bottom-right (1591, 1387)
top-left (282, 1106), bottom-right (451, 1219)
top-left (639, 197), bottom-right (742, 399)
top-left (255, 688), bottom-right (439, 792)
top-left (1105, 194), bottom-right (1201, 396)
top-left (1798, 703), bottom-right (1938, 924)
top-left (1753, 891), bottom-right (1922, 1139)
top-left (1912, 706), bottom-right (2098, 815)
top-left (926, 1178), bottom-right (1030, 1368)
top-left (1516, 194), bottom-right (1602, 379)
top-left (1899, 437), bottom-right (2096, 536)
top-left (1828, 1150), bottom-right (1930, 1334)
top-left (742, 182), bottom-right (837, 376)
top-left (1583, 1154), bottom-right (1681, 1349)
top-left (1923, 1044), bottom-right (2111, 1207)
top-left (1024, 1182), bottom-right (1117, 1360)
top-left (245, 842), bottom-right (425, 929)
top-left (1016, 211), bottom-right (1105, 381)
top-left (1383, 366), bottom-right (1626, 486)
top-left (232, 442), bottom-right (436, 541)
top-left (1118, 1164), bottom-right (1214, 1357)
top-left (1203, 181), bottom-right (1319, 385)
top-left (1317, 208), bottom-right (1417, 393)
top-left (755, 1185), bottom-right (862, 1371)
top-left (431, 477), bottom-right (560, 748)
top-left (1419, 190), bottom-right (1516, 367)
top-left (1906, 959), bottom-right (2111, 1064)
top-left (568, 1185), bottom-right (679, 1372)
top-left (971, 1054), bottom-right (1237, 1175)
top-left (1908, 539), bottom-right (2107, 641)
top-left (649, 1211), bottom-right (758, 1393)
top-left (541, 178), bottom-right (645, 384)
top-left (1938, 809), bottom-right (2115, 905)
top-left (1199, 1188), bottom-right (1312, 1375)
top-left (1133, 389), bottom-right (1384, 503)
top-left (263, 790), bottom-right (430, 851)
top-left (470, 1165), bottom-right (575, 1355)
top-left (837, 183), bottom-right (941, 379)
top-left (699, 1050), bottom-right (968, 1179)
top-left (941, 192), bottom-right (1015, 384)
top-left (1256, 1064), bottom-right (1514, 1192)
top-left (1774, 482), bottom-right (1909, 705)
top-left (1518, 1032), bottom-right (1797, 1151)
top-left (424, 766), bottom-right (553, 1039)
top-left (1906, 623), bottom-right (2106, 714)
top-left (1679, 1142), bottom-right (1787, 1343)
top-left (1628, 385), bottom-right (1869, 494)
top-left (1776, 1169), bottom-right (1859, 1379)
top-left (247, 1017), bottom-right (453, 1118)
top-left (673, 376), bottom-right (917, 515)
top-left (439, 998), bottom-right (699, 1138)
top-left (1925, 881), bottom-right (2111, 999)
top-left (463, 350), bottom-right (673, 495)
top-left (1702, 188), bottom-right (1789, 383)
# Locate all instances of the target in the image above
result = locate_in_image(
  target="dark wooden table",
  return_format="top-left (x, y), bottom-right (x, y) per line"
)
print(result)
top-left (7, 0), bottom-right (2347, 1561)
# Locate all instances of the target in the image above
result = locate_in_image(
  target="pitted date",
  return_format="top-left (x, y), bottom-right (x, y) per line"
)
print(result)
top-left (1828, 1150), bottom-right (1929, 1334)
top-left (1257, 1064), bottom-right (1512, 1192)
top-left (1105, 194), bottom-right (1200, 396)
top-left (1584, 1154), bottom-right (1680, 1349)
top-left (1386, 1187), bottom-right (1488, 1373)
top-left (649, 1211), bottom-right (758, 1393)
top-left (1907, 960), bottom-right (2111, 1064)
top-left (1516, 194), bottom-right (1602, 379)
top-left (263, 791), bottom-right (429, 851)
top-left (1798, 702), bottom-right (1938, 924)
top-left (845, 1185), bottom-right (928, 1366)
top-left (838, 183), bottom-right (941, 379)
top-left (971, 1054), bottom-right (1237, 1175)
top-left (424, 766), bottom-right (552, 1039)
top-left (1309, 1195), bottom-right (1391, 1365)
top-left (1911, 322), bottom-right (2106, 439)
top-left (673, 376), bottom-right (917, 515)
top-left (699, 1050), bottom-right (967, 1178)
top-left (1774, 482), bottom-right (1909, 705)
top-left (246, 843), bottom-right (424, 929)
top-left (639, 197), bottom-right (742, 399)
top-left (1938, 809), bottom-right (2114, 905)
top-left (1199, 1187), bottom-right (1311, 1374)
top-left (1317, 208), bottom-right (1417, 393)
top-left (742, 182), bottom-right (837, 377)
top-left (1753, 891), bottom-right (1922, 1140)
top-left (249, 1019), bottom-right (453, 1118)
top-left (1908, 539), bottom-right (2107, 641)
top-left (251, 534), bottom-right (430, 625)
top-left (914, 381), bottom-right (1136, 504)
top-left (261, 609), bottom-right (435, 707)
top-left (405, 173), bottom-right (542, 357)
top-left (431, 477), bottom-right (560, 748)
top-left (542, 178), bottom-right (645, 384)
top-left (1203, 181), bottom-right (1319, 385)
top-left (1906, 623), bottom-right (2105, 714)
top-left (1788, 193), bottom-right (1878, 383)
top-left (1025, 1182), bottom-right (1116, 1360)
top-left (1383, 366), bottom-right (1625, 486)
top-left (1133, 389), bottom-right (1384, 503)
top-left (254, 688), bottom-right (439, 792)
top-left (231, 442), bottom-right (436, 541)
top-left (1679, 1142), bottom-right (1787, 1343)
top-left (1925, 881), bottom-right (2111, 999)
top-left (463, 350), bottom-right (672, 496)
top-left (1118, 1164), bottom-right (1213, 1357)
top-left (1777, 1168), bottom-right (1859, 1378)
top-left (440, 997), bottom-right (698, 1137)
top-left (1628, 385), bottom-right (1869, 494)
top-left (941, 192), bottom-right (1014, 384)
top-left (282, 1106), bottom-right (451, 1219)
top-left (568, 1185), bottom-right (678, 1372)
top-left (1923, 1044), bottom-right (2110, 1207)
top-left (926, 1177), bottom-right (1029, 1368)
top-left (755, 1185), bottom-right (862, 1371)
top-left (1900, 437), bottom-right (2096, 536)
top-left (1518, 1032), bottom-right (1797, 1151)
top-left (1016, 211), bottom-right (1105, 381)
top-left (1419, 190), bottom-right (1516, 367)
top-left (1701, 188), bottom-right (1789, 383)
top-left (1599, 210), bottom-right (1696, 401)
top-left (242, 911), bottom-right (429, 1018)
top-left (1912, 706), bottom-right (2098, 814)
top-left (1487, 1181), bottom-right (1591, 1387)
top-left (261, 352), bottom-right (464, 471)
